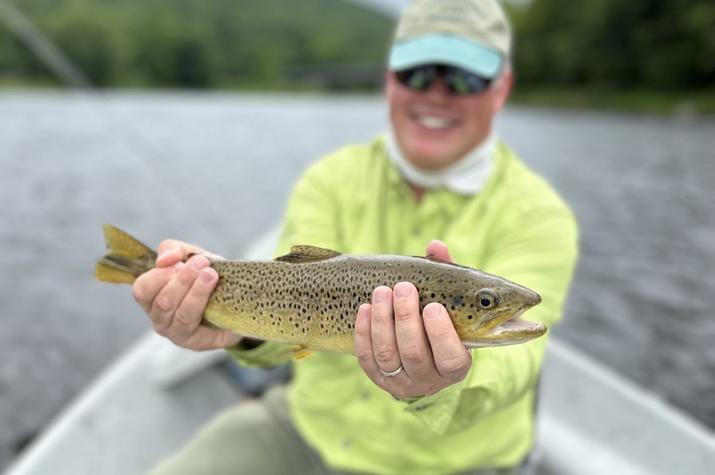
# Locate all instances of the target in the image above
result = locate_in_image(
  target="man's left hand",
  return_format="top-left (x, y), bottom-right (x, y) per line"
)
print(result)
top-left (354, 240), bottom-right (472, 399)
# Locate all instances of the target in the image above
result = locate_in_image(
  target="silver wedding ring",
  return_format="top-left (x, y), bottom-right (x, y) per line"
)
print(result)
top-left (379, 365), bottom-right (404, 377)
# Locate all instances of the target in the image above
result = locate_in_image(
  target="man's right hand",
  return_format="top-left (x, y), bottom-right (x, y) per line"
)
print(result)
top-left (132, 239), bottom-right (242, 351)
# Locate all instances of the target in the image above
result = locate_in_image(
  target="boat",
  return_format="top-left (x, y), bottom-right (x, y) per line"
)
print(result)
top-left (5, 226), bottom-right (715, 475)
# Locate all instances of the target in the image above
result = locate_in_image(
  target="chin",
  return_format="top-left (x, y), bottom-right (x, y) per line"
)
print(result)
top-left (411, 157), bottom-right (449, 170)
top-left (405, 145), bottom-right (456, 170)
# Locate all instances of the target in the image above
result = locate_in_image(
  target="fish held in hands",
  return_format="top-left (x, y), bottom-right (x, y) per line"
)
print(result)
top-left (96, 225), bottom-right (544, 354)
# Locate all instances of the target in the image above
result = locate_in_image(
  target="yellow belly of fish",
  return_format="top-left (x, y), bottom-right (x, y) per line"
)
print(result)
top-left (204, 300), bottom-right (356, 353)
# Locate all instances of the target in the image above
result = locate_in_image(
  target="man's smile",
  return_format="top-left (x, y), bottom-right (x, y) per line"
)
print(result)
top-left (414, 114), bottom-right (457, 130)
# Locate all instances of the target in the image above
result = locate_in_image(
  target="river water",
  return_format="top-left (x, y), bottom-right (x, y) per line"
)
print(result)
top-left (0, 91), bottom-right (713, 469)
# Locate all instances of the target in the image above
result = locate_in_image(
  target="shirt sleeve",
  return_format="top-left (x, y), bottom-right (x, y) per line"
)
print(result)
top-left (403, 204), bottom-right (579, 434)
top-left (226, 159), bottom-right (344, 368)
top-left (225, 340), bottom-right (297, 368)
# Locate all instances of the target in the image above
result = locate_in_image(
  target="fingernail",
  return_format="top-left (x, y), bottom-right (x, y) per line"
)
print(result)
top-left (158, 248), bottom-right (176, 261)
top-left (423, 303), bottom-right (443, 320)
top-left (358, 304), bottom-right (370, 320)
top-left (372, 287), bottom-right (389, 303)
top-left (394, 282), bottom-right (412, 298)
top-left (199, 268), bottom-right (216, 284)
top-left (191, 255), bottom-right (208, 270)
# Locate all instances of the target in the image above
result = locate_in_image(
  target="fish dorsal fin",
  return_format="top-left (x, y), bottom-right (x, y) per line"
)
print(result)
top-left (275, 245), bottom-right (341, 263)
top-left (413, 255), bottom-right (472, 270)
top-left (413, 254), bottom-right (450, 263)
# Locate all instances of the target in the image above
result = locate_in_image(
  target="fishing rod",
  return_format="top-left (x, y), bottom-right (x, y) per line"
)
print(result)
top-left (0, 0), bottom-right (90, 89)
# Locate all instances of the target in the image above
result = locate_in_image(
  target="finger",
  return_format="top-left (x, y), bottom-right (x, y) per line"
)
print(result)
top-left (133, 264), bottom-right (182, 312)
top-left (426, 240), bottom-right (453, 263)
top-left (150, 256), bottom-right (210, 334)
top-left (423, 303), bottom-right (472, 381)
top-left (355, 304), bottom-right (381, 379)
top-left (182, 326), bottom-right (242, 351)
top-left (155, 247), bottom-right (185, 267)
top-left (157, 239), bottom-right (208, 256)
top-left (156, 240), bottom-right (219, 267)
top-left (169, 266), bottom-right (219, 343)
top-left (370, 287), bottom-right (402, 375)
top-left (393, 282), bottom-right (438, 382)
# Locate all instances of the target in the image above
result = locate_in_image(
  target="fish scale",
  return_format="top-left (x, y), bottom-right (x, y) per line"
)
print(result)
top-left (96, 225), bottom-right (545, 354)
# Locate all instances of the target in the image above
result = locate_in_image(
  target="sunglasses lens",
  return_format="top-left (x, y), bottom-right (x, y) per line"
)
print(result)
top-left (395, 66), bottom-right (436, 91)
top-left (395, 65), bottom-right (491, 95)
top-left (445, 68), bottom-right (491, 95)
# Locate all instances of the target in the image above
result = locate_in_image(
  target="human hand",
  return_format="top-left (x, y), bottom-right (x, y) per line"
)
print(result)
top-left (354, 240), bottom-right (472, 399)
top-left (132, 239), bottom-right (242, 351)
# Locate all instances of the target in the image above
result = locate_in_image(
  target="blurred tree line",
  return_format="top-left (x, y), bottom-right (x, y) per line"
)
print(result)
top-left (0, 0), bottom-right (392, 88)
top-left (508, 0), bottom-right (715, 90)
top-left (0, 0), bottom-right (713, 91)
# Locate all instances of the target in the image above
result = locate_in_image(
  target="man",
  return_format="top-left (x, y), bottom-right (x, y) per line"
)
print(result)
top-left (134, 0), bottom-right (578, 473)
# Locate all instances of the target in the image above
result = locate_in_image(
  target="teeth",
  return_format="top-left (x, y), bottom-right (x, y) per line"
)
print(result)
top-left (417, 116), bottom-right (453, 129)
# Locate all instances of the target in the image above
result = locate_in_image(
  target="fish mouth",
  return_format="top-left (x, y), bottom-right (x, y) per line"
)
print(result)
top-left (464, 308), bottom-right (546, 348)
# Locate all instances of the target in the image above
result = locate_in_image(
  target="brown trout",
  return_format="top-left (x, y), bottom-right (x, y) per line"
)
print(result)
top-left (96, 225), bottom-right (544, 353)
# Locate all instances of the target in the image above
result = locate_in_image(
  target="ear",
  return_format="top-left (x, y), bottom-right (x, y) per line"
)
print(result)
top-left (491, 66), bottom-right (513, 113)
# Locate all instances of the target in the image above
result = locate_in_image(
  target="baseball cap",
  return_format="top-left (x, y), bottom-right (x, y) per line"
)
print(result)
top-left (388, 0), bottom-right (512, 79)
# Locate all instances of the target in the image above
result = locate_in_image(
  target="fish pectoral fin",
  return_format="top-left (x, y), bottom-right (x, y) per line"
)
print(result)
top-left (275, 245), bottom-right (341, 263)
top-left (291, 346), bottom-right (313, 360)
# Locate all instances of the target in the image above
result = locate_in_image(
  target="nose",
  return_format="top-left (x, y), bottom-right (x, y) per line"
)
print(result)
top-left (423, 75), bottom-right (451, 98)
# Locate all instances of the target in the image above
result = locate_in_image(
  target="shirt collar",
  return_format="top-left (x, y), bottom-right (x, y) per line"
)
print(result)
top-left (383, 128), bottom-right (497, 196)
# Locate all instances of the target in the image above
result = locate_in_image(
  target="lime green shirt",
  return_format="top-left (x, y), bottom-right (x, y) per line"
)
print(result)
top-left (228, 136), bottom-right (579, 474)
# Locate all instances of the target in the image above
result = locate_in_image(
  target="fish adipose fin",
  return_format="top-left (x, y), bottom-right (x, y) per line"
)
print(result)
top-left (275, 245), bottom-right (341, 263)
top-left (96, 225), bottom-right (157, 284)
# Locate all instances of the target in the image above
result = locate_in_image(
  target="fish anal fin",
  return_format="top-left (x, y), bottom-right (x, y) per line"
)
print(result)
top-left (275, 245), bottom-right (341, 263)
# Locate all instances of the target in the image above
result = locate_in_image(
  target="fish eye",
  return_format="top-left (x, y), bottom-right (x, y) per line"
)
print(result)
top-left (477, 289), bottom-right (499, 309)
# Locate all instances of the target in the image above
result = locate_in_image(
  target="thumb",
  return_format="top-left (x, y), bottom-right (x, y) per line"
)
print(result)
top-left (426, 240), bottom-right (453, 263)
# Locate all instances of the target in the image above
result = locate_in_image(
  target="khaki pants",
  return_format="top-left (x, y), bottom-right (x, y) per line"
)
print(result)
top-left (148, 385), bottom-right (525, 475)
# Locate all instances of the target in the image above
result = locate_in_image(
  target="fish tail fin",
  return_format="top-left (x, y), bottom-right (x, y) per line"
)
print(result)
top-left (96, 225), bottom-right (158, 284)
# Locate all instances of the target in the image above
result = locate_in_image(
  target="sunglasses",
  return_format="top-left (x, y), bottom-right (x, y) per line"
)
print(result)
top-left (394, 64), bottom-right (492, 95)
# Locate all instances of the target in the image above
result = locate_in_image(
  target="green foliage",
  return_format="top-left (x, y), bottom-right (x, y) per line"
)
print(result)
top-left (1, 0), bottom-right (393, 89)
top-left (1, 0), bottom-right (712, 92)
top-left (508, 0), bottom-right (715, 91)
top-left (45, 2), bottom-right (120, 86)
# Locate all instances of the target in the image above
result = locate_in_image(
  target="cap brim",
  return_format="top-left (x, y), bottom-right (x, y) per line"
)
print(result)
top-left (388, 34), bottom-right (503, 78)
